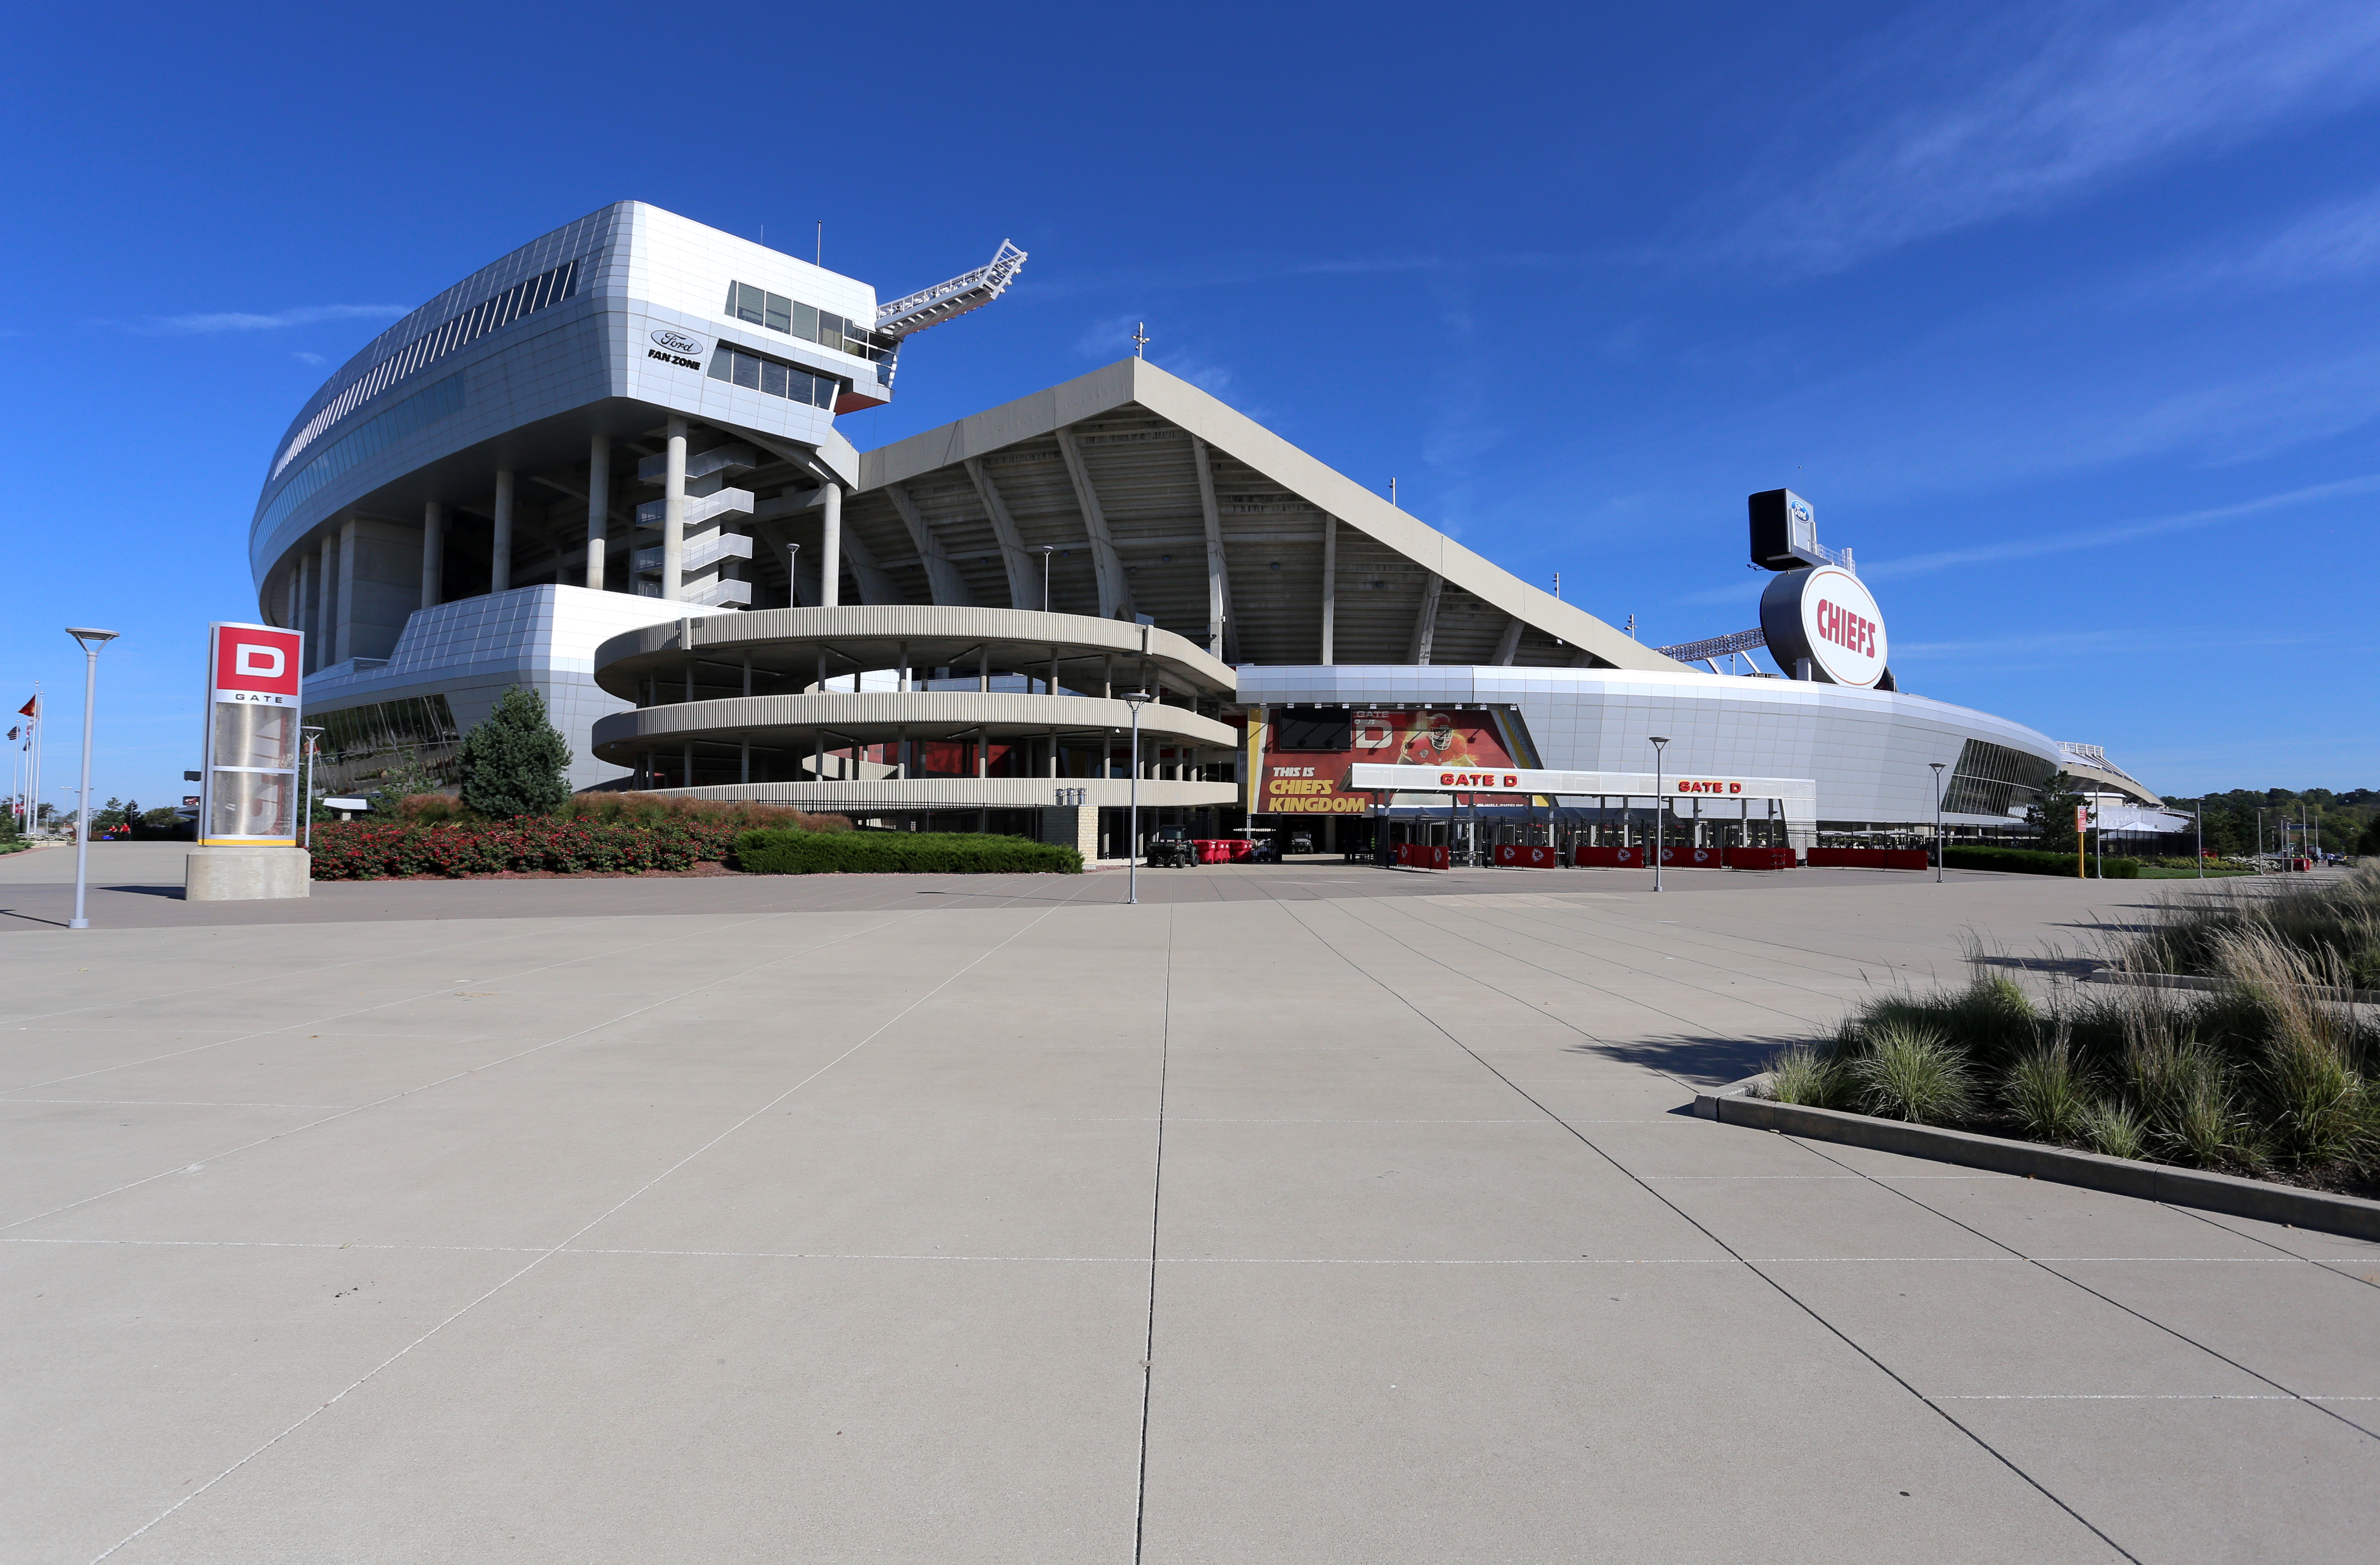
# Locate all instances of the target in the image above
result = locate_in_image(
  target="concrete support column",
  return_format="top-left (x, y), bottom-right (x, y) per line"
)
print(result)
top-left (1321, 514), bottom-right (1337, 664)
top-left (818, 480), bottom-right (842, 607)
top-left (585, 434), bottom-right (611, 591)
top-left (315, 534), bottom-right (337, 665)
top-left (1048, 731), bottom-right (1058, 778)
top-left (295, 553), bottom-right (317, 672)
top-left (490, 470), bottom-right (514, 592)
top-left (335, 519), bottom-right (360, 665)
top-left (740, 738), bottom-right (750, 786)
top-left (976, 728), bottom-right (989, 779)
top-left (661, 417), bottom-right (687, 602)
top-left (978, 648), bottom-right (989, 693)
top-left (420, 501), bottom-right (445, 610)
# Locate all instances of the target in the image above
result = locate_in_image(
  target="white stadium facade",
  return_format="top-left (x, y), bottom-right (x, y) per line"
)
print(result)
top-left (251, 201), bottom-right (2151, 859)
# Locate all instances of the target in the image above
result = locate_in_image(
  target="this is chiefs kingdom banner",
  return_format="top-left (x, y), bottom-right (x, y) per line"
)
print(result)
top-left (1251, 708), bottom-right (1527, 816)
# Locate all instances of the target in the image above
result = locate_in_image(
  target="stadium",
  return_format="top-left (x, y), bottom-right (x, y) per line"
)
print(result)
top-left (251, 201), bottom-right (2144, 859)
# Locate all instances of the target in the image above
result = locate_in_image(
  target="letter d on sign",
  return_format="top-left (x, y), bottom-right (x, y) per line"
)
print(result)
top-left (236, 644), bottom-right (285, 679)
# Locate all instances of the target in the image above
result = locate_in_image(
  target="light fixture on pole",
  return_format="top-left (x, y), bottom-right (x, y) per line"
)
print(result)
top-left (1648, 736), bottom-right (1669, 892)
top-left (786, 541), bottom-right (801, 607)
top-left (300, 726), bottom-right (325, 850)
top-left (63, 628), bottom-right (119, 931)
top-left (1119, 689), bottom-right (1152, 905)
top-left (1930, 761), bottom-right (1946, 883)
top-left (1037, 545), bottom-right (1056, 611)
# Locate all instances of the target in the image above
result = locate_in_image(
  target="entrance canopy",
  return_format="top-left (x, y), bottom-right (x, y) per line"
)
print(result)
top-left (1342, 764), bottom-right (1816, 816)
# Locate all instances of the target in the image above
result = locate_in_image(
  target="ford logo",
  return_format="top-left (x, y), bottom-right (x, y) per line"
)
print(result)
top-left (650, 329), bottom-right (704, 355)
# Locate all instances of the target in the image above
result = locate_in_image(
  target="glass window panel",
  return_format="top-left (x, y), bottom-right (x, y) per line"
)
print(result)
top-left (791, 303), bottom-right (816, 340)
top-left (707, 347), bottom-right (733, 380)
top-left (723, 283), bottom-right (741, 314)
top-left (731, 350), bottom-right (760, 390)
top-left (760, 359), bottom-right (788, 398)
top-left (815, 375), bottom-right (839, 408)
top-left (817, 311), bottom-right (843, 346)
top-left (734, 283), bottom-right (764, 325)
top-left (764, 293), bottom-right (791, 333)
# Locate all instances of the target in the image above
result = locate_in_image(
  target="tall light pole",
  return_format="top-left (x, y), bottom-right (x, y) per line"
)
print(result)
top-left (1037, 545), bottom-right (1056, 612)
top-left (1930, 761), bottom-right (1946, 883)
top-left (1120, 689), bottom-right (1151, 904)
top-left (63, 628), bottom-right (118, 931)
top-left (785, 541), bottom-right (801, 607)
top-left (300, 726), bottom-right (325, 850)
top-left (1648, 736), bottom-right (1669, 892)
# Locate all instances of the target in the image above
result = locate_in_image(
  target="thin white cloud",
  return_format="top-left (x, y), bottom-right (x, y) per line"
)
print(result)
top-left (139, 304), bottom-right (408, 334)
top-left (292, 351), bottom-right (326, 365)
top-left (2161, 183), bottom-right (2380, 294)
top-left (1663, 471), bottom-right (2380, 607)
top-left (1864, 472), bottom-right (2380, 581)
top-left (1757, 0), bottom-right (2380, 272)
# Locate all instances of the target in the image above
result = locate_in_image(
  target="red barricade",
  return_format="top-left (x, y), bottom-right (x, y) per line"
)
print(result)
top-left (1394, 841), bottom-right (1450, 870)
top-left (1659, 845), bottom-right (1725, 867)
top-left (1806, 848), bottom-right (1931, 871)
top-left (1573, 845), bottom-right (1645, 868)
top-left (1722, 847), bottom-right (1796, 870)
top-left (1193, 839), bottom-right (1229, 864)
top-left (1491, 843), bottom-right (1561, 869)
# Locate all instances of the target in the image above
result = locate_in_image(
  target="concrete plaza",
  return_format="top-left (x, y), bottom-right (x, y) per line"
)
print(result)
top-left (4, 845), bottom-right (2375, 1561)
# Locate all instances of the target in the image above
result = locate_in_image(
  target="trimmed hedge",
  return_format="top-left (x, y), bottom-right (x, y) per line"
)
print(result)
top-left (733, 828), bottom-right (1082, 875)
top-left (1943, 845), bottom-right (2139, 879)
top-left (311, 819), bottom-right (743, 879)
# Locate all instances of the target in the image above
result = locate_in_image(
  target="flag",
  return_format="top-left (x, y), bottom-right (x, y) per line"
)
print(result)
top-left (4, 727), bottom-right (15, 741)
top-left (16, 696), bottom-right (33, 717)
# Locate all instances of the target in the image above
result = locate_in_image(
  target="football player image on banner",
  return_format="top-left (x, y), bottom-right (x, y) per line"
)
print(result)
top-left (1259, 709), bottom-right (1525, 815)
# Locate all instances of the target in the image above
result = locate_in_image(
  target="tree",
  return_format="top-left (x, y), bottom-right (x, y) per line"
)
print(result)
top-left (2360, 815), bottom-right (2380, 856)
top-left (456, 686), bottom-right (572, 819)
top-left (2025, 771), bottom-right (2089, 854)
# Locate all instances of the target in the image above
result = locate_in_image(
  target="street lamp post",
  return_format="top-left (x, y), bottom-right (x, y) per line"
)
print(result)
top-left (1930, 761), bottom-right (1946, 883)
top-left (1648, 736), bottom-right (1669, 892)
top-left (63, 628), bottom-right (119, 931)
top-left (1037, 545), bottom-right (1056, 612)
top-left (1120, 690), bottom-right (1151, 905)
top-left (785, 542), bottom-right (801, 607)
top-left (300, 726), bottom-right (325, 849)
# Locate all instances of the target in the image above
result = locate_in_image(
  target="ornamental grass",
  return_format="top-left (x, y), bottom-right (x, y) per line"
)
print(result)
top-left (1759, 925), bottom-right (2380, 1193)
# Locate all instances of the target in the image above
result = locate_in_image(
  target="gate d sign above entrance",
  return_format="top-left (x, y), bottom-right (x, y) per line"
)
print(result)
top-left (1758, 563), bottom-right (1888, 689)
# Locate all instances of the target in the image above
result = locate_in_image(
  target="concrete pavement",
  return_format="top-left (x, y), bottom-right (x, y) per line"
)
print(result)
top-left (4, 865), bottom-right (2374, 1561)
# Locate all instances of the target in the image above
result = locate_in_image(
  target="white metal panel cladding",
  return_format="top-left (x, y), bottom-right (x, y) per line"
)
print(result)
top-left (1243, 663), bottom-right (2060, 826)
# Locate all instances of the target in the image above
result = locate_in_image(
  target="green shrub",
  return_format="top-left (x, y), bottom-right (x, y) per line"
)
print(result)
top-left (457, 686), bottom-right (572, 820)
top-left (566, 792), bottom-right (847, 833)
top-left (1848, 1022), bottom-right (1977, 1124)
top-left (1943, 845), bottom-right (2139, 878)
top-left (732, 828), bottom-right (1082, 875)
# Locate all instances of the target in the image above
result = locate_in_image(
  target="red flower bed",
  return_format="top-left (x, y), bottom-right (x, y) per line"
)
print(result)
top-left (308, 819), bottom-right (746, 880)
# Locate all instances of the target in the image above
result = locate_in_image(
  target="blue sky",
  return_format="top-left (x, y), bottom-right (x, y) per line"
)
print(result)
top-left (4, 0), bottom-right (2375, 810)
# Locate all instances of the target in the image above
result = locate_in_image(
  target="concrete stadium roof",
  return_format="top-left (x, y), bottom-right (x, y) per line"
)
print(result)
top-left (850, 359), bottom-right (1686, 673)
